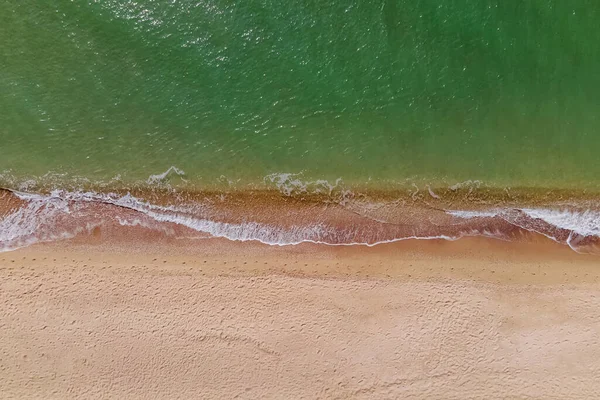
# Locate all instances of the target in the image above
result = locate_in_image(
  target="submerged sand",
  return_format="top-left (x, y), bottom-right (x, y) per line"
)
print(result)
top-left (1, 237), bottom-right (600, 399)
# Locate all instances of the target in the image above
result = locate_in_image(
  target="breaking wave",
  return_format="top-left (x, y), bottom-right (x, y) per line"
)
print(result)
top-left (1, 184), bottom-right (599, 254)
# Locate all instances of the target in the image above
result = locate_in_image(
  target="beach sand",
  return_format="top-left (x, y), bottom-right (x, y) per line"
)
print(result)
top-left (1, 236), bottom-right (600, 399)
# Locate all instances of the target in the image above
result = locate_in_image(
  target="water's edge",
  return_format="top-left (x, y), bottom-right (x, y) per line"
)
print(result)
top-left (2, 179), bottom-right (599, 254)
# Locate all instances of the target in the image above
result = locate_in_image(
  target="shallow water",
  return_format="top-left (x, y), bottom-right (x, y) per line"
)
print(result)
top-left (1, 187), bottom-right (599, 254)
top-left (1, 1), bottom-right (600, 250)
top-left (2, 1), bottom-right (600, 190)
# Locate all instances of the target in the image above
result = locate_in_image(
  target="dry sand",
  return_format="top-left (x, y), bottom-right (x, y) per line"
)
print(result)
top-left (1, 237), bottom-right (600, 399)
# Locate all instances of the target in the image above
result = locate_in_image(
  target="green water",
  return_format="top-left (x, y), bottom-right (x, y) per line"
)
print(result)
top-left (2, 1), bottom-right (600, 190)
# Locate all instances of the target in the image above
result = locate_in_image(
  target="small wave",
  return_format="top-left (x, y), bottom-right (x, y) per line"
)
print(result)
top-left (448, 180), bottom-right (482, 191)
top-left (446, 210), bottom-right (501, 219)
top-left (146, 166), bottom-right (186, 185)
top-left (1, 187), bottom-right (599, 253)
top-left (0, 188), bottom-right (482, 251)
top-left (0, 193), bottom-right (99, 252)
top-left (520, 208), bottom-right (600, 237)
top-left (264, 172), bottom-right (344, 197)
top-left (447, 207), bottom-right (600, 252)
top-left (426, 185), bottom-right (440, 199)
top-left (447, 207), bottom-right (600, 237)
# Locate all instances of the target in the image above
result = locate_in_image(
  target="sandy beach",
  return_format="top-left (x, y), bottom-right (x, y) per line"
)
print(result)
top-left (4, 1), bottom-right (600, 398)
top-left (1, 236), bottom-right (600, 399)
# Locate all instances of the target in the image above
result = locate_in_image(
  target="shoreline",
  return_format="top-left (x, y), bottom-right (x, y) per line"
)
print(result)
top-left (2, 186), bottom-right (600, 253)
top-left (2, 237), bottom-right (600, 398)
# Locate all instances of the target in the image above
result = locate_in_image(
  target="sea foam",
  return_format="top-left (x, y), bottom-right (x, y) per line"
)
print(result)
top-left (1, 188), bottom-right (599, 253)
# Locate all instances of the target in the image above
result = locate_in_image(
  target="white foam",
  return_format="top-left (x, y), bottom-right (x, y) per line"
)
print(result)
top-left (146, 166), bottom-right (186, 185)
top-left (427, 185), bottom-right (440, 199)
top-left (446, 209), bottom-right (501, 219)
top-left (520, 208), bottom-right (600, 237)
top-left (3, 188), bottom-right (599, 253)
top-left (448, 180), bottom-right (482, 191)
top-left (1, 189), bottom-right (466, 251)
top-left (448, 207), bottom-right (600, 240)
top-left (0, 194), bottom-right (94, 252)
top-left (264, 172), bottom-right (344, 197)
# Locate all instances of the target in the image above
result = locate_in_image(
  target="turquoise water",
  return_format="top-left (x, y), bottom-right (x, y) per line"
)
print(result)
top-left (2, 1), bottom-right (600, 190)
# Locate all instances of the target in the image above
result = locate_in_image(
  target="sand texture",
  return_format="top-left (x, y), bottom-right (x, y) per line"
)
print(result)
top-left (1, 239), bottom-right (600, 399)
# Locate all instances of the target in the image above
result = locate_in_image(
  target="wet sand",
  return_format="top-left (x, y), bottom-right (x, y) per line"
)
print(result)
top-left (1, 236), bottom-right (600, 399)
